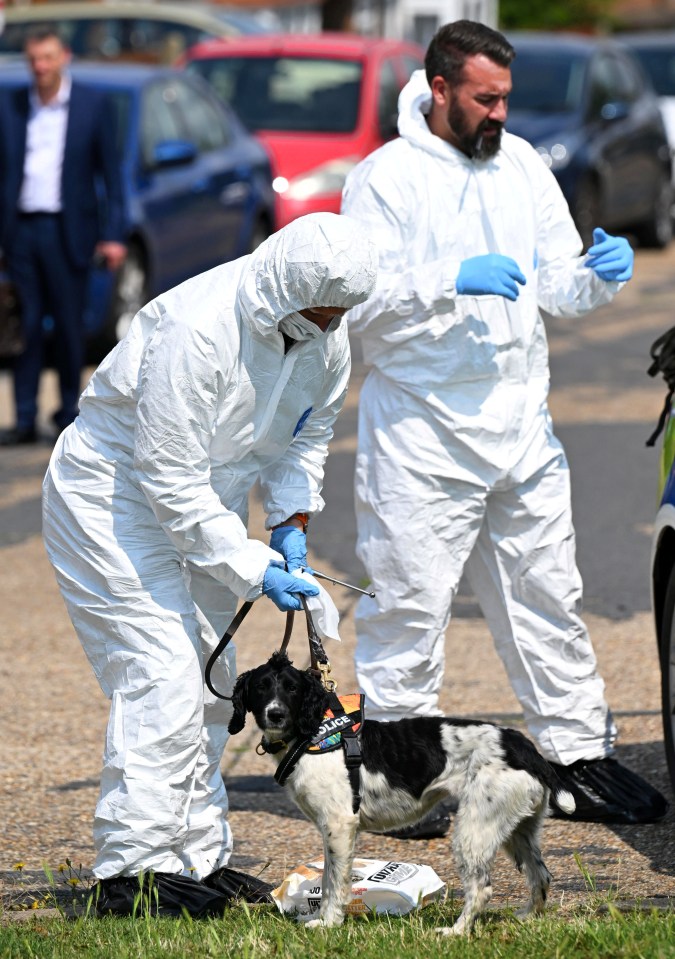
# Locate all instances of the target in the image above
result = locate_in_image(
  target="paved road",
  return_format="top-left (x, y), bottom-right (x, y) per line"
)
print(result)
top-left (1, 245), bottom-right (674, 917)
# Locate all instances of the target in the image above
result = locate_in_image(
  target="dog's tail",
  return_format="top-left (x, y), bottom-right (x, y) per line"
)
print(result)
top-left (501, 728), bottom-right (576, 814)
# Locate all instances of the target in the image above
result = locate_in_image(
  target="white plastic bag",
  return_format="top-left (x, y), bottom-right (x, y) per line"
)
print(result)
top-left (271, 857), bottom-right (446, 918)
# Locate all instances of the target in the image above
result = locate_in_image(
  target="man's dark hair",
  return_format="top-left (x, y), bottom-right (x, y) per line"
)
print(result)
top-left (425, 20), bottom-right (515, 88)
top-left (23, 23), bottom-right (68, 49)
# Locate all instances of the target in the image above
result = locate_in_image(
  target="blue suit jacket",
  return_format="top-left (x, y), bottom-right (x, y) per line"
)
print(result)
top-left (0, 80), bottom-right (126, 269)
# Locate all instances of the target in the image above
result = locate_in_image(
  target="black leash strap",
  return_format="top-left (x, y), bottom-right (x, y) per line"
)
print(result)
top-left (300, 595), bottom-right (335, 690)
top-left (646, 325), bottom-right (675, 447)
top-left (205, 602), bottom-right (295, 699)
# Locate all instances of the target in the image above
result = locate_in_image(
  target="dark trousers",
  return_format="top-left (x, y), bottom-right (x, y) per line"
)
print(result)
top-left (7, 212), bottom-right (89, 430)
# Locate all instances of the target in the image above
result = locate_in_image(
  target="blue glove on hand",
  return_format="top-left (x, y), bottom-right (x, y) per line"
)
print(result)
top-left (263, 562), bottom-right (319, 612)
top-left (456, 254), bottom-right (527, 301)
top-left (585, 228), bottom-right (634, 282)
top-left (269, 525), bottom-right (308, 573)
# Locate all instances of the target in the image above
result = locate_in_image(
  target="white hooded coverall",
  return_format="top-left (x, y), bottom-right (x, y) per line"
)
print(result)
top-left (341, 71), bottom-right (621, 765)
top-left (42, 213), bottom-right (377, 879)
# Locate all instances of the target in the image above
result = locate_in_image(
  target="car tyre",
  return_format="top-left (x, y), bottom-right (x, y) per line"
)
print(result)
top-left (572, 176), bottom-right (601, 252)
top-left (660, 564), bottom-right (675, 794)
top-left (248, 216), bottom-right (271, 254)
top-left (113, 243), bottom-right (149, 342)
top-left (634, 173), bottom-right (674, 249)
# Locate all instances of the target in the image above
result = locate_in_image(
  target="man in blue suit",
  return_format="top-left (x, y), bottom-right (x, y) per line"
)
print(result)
top-left (0, 25), bottom-right (127, 445)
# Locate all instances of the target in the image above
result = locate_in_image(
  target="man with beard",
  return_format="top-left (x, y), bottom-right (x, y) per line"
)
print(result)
top-left (340, 19), bottom-right (667, 837)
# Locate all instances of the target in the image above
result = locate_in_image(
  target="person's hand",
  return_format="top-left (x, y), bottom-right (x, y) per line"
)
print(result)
top-left (262, 563), bottom-right (319, 611)
top-left (95, 241), bottom-right (127, 271)
top-left (456, 254), bottom-right (527, 301)
top-left (585, 228), bottom-right (633, 282)
top-left (269, 525), bottom-right (308, 573)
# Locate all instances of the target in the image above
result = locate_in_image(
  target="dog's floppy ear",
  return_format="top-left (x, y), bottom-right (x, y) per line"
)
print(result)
top-left (296, 670), bottom-right (330, 738)
top-left (228, 670), bottom-right (251, 735)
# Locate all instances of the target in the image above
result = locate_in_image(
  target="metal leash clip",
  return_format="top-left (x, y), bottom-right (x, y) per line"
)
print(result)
top-left (301, 595), bottom-right (337, 692)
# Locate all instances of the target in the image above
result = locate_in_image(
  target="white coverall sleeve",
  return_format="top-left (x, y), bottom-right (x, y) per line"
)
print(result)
top-left (532, 156), bottom-right (623, 317)
top-left (260, 360), bottom-right (350, 529)
top-left (133, 316), bottom-right (278, 600)
top-left (341, 161), bottom-right (460, 342)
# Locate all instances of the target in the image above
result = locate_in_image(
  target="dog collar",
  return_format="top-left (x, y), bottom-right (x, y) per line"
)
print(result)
top-left (257, 736), bottom-right (288, 756)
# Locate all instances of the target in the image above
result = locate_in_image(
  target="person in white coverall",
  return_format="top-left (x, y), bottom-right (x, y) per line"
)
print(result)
top-left (41, 212), bottom-right (377, 916)
top-left (341, 19), bottom-right (667, 834)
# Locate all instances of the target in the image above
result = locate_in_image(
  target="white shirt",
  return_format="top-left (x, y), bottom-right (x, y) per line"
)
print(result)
top-left (18, 74), bottom-right (71, 213)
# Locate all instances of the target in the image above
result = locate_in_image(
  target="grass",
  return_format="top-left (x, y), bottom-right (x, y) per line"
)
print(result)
top-left (1, 863), bottom-right (674, 959)
top-left (0, 902), bottom-right (674, 959)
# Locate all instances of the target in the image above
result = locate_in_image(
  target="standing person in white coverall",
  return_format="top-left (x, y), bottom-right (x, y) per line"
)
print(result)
top-left (42, 212), bottom-right (377, 916)
top-left (341, 20), bottom-right (667, 838)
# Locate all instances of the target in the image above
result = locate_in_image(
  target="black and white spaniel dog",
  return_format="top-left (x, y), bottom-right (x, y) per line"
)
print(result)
top-left (228, 651), bottom-right (575, 934)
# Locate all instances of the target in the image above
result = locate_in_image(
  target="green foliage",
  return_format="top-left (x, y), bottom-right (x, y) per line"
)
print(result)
top-left (499, 0), bottom-right (615, 31)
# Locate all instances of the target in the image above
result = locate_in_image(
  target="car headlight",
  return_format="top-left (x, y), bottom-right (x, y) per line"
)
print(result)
top-left (535, 141), bottom-right (571, 171)
top-left (273, 158), bottom-right (359, 202)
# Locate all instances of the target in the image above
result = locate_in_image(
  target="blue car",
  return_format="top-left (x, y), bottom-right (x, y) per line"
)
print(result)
top-left (0, 62), bottom-right (276, 356)
top-left (506, 32), bottom-right (673, 251)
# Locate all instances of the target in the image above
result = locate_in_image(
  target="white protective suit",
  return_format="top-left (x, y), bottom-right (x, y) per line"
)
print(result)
top-left (341, 71), bottom-right (622, 765)
top-left (42, 213), bottom-right (377, 880)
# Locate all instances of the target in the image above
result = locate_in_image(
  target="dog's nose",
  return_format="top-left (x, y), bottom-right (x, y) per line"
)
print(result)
top-left (266, 707), bottom-right (285, 726)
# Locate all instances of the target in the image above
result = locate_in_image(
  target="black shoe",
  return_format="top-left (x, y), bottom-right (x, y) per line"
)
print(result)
top-left (203, 866), bottom-right (274, 903)
top-left (92, 872), bottom-right (230, 918)
top-left (377, 804), bottom-right (452, 840)
top-left (549, 757), bottom-right (669, 825)
top-left (0, 425), bottom-right (37, 446)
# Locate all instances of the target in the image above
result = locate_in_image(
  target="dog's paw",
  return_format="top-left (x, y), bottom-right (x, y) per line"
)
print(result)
top-left (299, 914), bottom-right (343, 929)
top-left (435, 923), bottom-right (468, 936)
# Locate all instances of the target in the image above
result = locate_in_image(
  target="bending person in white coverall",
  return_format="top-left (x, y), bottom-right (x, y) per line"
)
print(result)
top-left (341, 20), bottom-right (667, 835)
top-left (42, 212), bottom-right (377, 916)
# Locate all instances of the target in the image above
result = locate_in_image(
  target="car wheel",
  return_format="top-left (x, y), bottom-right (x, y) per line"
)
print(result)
top-left (572, 176), bottom-right (600, 252)
top-left (660, 564), bottom-right (675, 794)
top-left (249, 216), bottom-right (271, 254)
top-left (113, 243), bottom-right (149, 342)
top-left (634, 174), bottom-right (674, 249)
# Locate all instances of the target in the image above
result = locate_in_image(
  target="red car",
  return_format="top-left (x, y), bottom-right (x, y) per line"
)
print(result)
top-left (181, 33), bottom-right (424, 228)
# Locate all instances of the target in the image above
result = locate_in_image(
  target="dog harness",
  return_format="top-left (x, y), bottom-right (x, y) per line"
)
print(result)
top-left (268, 691), bottom-right (364, 813)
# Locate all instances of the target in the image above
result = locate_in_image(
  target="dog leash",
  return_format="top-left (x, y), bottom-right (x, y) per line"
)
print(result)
top-left (204, 598), bottom-right (334, 699)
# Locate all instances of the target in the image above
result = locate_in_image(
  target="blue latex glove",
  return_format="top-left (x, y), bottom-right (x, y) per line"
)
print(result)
top-left (456, 254), bottom-right (527, 301)
top-left (269, 525), bottom-right (308, 573)
top-left (585, 228), bottom-right (634, 282)
top-left (262, 562), bottom-right (319, 612)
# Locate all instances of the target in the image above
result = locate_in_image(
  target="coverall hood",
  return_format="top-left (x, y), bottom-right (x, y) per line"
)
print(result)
top-left (236, 212), bottom-right (378, 336)
top-left (398, 70), bottom-right (466, 163)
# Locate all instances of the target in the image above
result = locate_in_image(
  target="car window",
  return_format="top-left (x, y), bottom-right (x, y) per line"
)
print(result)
top-left (630, 46), bottom-right (675, 96)
top-left (0, 16), bottom-right (211, 63)
top-left (508, 50), bottom-right (587, 112)
top-left (187, 56), bottom-right (363, 133)
top-left (588, 53), bottom-right (634, 115)
top-left (168, 79), bottom-right (232, 151)
top-left (140, 80), bottom-right (185, 166)
top-left (401, 54), bottom-right (424, 79)
top-left (378, 59), bottom-right (400, 138)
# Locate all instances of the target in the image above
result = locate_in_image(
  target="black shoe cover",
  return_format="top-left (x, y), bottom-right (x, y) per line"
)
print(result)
top-left (203, 866), bottom-right (274, 903)
top-left (549, 757), bottom-right (669, 824)
top-left (378, 805), bottom-right (452, 840)
top-left (92, 872), bottom-right (230, 917)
